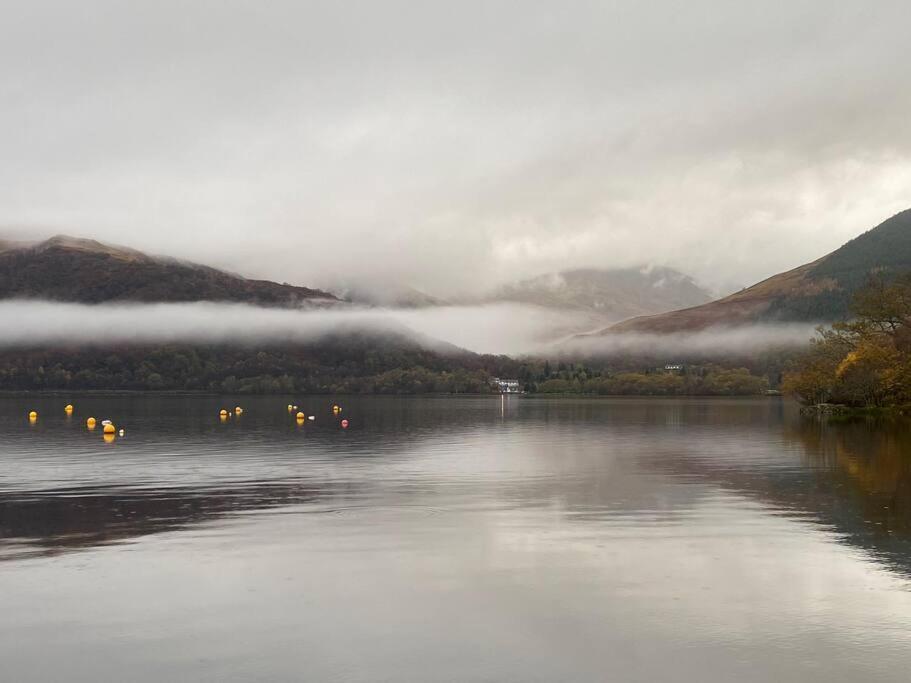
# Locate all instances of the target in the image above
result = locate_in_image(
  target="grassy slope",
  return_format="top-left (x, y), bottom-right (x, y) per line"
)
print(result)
top-left (607, 209), bottom-right (911, 333)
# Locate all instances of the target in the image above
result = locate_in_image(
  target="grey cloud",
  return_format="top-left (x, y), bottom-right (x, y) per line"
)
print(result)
top-left (1, 1), bottom-right (909, 296)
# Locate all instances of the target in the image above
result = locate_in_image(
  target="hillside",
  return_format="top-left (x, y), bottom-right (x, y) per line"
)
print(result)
top-left (606, 209), bottom-right (911, 334)
top-left (487, 267), bottom-right (712, 321)
top-left (0, 328), bottom-right (525, 394)
top-left (0, 236), bottom-right (531, 393)
top-left (332, 282), bottom-right (447, 308)
top-left (0, 236), bottom-right (339, 307)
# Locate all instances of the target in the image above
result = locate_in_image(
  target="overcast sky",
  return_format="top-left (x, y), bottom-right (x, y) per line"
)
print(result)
top-left (2, 1), bottom-right (910, 296)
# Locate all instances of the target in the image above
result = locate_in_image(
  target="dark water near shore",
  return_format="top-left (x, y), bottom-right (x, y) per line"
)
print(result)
top-left (1, 395), bottom-right (910, 682)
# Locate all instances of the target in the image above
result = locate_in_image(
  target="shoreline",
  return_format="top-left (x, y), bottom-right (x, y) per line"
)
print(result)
top-left (0, 389), bottom-right (782, 399)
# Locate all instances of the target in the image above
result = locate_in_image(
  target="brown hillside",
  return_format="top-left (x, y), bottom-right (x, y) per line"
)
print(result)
top-left (0, 235), bottom-right (340, 307)
top-left (607, 259), bottom-right (832, 333)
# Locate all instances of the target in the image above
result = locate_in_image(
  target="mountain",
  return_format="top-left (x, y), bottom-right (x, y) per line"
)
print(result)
top-left (606, 209), bottom-right (911, 334)
top-left (488, 267), bottom-right (713, 322)
top-left (333, 282), bottom-right (447, 308)
top-left (0, 235), bottom-right (339, 307)
top-left (0, 235), bottom-right (533, 393)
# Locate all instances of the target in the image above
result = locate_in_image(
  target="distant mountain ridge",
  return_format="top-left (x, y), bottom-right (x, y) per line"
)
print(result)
top-left (0, 235), bottom-right (339, 307)
top-left (487, 266), bottom-right (713, 321)
top-left (604, 209), bottom-right (911, 334)
top-left (332, 282), bottom-right (448, 308)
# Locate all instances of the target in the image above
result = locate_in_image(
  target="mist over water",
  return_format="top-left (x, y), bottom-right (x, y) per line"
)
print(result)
top-left (0, 300), bottom-right (816, 357)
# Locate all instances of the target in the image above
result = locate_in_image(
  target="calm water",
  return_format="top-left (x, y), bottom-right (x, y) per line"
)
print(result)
top-left (1, 395), bottom-right (910, 682)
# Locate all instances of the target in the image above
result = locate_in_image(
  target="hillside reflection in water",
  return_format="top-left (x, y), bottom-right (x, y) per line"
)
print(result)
top-left (1, 396), bottom-right (910, 682)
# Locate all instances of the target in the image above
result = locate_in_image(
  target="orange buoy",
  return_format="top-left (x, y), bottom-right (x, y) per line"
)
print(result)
top-left (86, 417), bottom-right (97, 429)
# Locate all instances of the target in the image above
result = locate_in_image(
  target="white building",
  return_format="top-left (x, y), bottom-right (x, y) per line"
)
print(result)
top-left (492, 378), bottom-right (522, 394)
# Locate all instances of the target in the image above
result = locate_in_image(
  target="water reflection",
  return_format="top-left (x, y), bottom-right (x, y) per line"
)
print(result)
top-left (790, 418), bottom-right (911, 575)
top-left (0, 480), bottom-right (330, 561)
top-left (1, 396), bottom-right (910, 575)
top-left (2, 396), bottom-right (911, 681)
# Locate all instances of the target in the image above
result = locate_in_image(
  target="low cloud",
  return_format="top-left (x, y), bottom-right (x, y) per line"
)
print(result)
top-left (563, 324), bottom-right (818, 360)
top-left (0, 300), bottom-right (816, 359)
top-left (0, 300), bottom-right (593, 356)
top-left (0, 301), bottom-right (407, 348)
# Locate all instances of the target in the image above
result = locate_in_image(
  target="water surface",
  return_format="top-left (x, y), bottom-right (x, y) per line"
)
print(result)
top-left (1, 395), bottom-right (910, 682)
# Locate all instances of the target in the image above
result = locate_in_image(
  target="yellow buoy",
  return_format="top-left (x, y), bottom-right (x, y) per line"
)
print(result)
top-left (296, 411), bottom-right (305, 419)
top-left (287, 404), bottom-right (293, 412)
top-left (219, 409), bottom-right (228, 417)
top-left (64, 404), bottom-right (74, 413)
top-left (103, 423), bottom-right (116, 434)
top-left (235, 406), bottom-right (243, 415)
top-left (86, 417), bottom-right (97, 429)
top-left (28, 410), bottom-right (38, 420)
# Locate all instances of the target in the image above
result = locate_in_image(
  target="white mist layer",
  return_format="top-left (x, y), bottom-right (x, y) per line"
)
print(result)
top-left (0, 300), bottom-right (586, 355)
top-left (0, 301), bottom-right (403, 347)
top-left (387, 304), bottom-right (596, 355)
top-left (564, 324), bottom-right (818, 358)
top-left (0, 301), bottom-right (817, 357)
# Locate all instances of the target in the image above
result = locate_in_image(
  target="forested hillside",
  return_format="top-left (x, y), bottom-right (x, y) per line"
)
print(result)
top-left (0, 331), bottom-right (529, 394)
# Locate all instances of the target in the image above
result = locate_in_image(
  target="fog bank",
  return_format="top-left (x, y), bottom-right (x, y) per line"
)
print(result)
top-left (0, 301), bottom-right (586, 355)
top-left (0, 301), bottom-right (816, 358)
top-left (563, 324), bottom-right (818, 359)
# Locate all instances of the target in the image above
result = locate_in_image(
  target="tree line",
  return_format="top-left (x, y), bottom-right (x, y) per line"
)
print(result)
top-left (0, 333), bottom-right (772, 396)
top-left (783, 274), bottom-right (911, 408)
